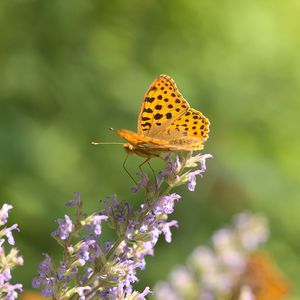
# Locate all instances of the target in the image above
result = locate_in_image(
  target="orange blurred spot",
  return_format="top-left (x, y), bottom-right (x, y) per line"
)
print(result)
top-left (242, 252), bottom-right (290, 300)
top-left (20, 291), bottom-right (49, 300)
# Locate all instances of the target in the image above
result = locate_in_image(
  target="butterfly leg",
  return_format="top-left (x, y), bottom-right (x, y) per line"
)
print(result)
top-left (123, 154), bottom-right (137, 184)
top-left (147, 160), bottom-right (156, 179)
top-left (138, 158), bottom-right (158, 186)
top-left (138, 158), bottom-right (151, 174)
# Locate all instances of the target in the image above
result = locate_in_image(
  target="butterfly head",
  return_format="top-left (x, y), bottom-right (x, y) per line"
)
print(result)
top-left (123, 142), bottom-right (160, 158)
top-left (123, 143), bottom-right (135, 154)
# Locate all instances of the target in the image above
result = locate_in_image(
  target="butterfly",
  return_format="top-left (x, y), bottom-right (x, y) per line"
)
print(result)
top-left (115, 74), bottom-right (210, 158)
top-left (234, 253), bottom-right (289, 300)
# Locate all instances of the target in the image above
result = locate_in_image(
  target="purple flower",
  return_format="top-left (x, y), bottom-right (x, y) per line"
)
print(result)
top-left (234, 212), bottom-right (269, 250)
top-left (86, 214), bottom-right (108, 235)
top-left (140, 286), bottom-right (151, 298)
top-left (0, 268), bottom-right (11, 285)
top-left (32, 254), bottom-right (55, 297)
top-left (79, 267), bottom-right (93, 284)
top-left (77, 238), bottom-right (102, 262)
top-left (75, 286), bottom-right (92, 300)
top-left (154, 212), bottom-right (270, 300)
top-left (160, 220), bottom-right (178, 243)
top-left (3, 224), bottom-right (19, 245)
top-left (32, 151), bottom-right (212, 298)
top-left (153, 194), bottom-right (181, 215)
top-left (0, 204), bottom-right (13, 225)
top-left (104, 195), bottom-right (132, 226)
top-left (186, 153), bottom-right (212, 169)
top-left (125, 220), bottom-right (140, 240)
top-left (0, 204), bottom-right (23, 300)
top-left (1, 283), bottom-right (23, 300)
top-left (53, 215), bottom-right (73, 240)
top-left (187, 169), bottom-right (202, 191)
top-left (159, 155), bottom-right (178, 178)
top-left (131, 172), bottom-right (149, 193)
top-left (66, 192), bottom-right (81, 207)
top-left (184, 153), bottom-right (212, 191)
top-left (199, 154), bottom-right (213, 172)
top-left (119, 286), bottom-right (151, 299)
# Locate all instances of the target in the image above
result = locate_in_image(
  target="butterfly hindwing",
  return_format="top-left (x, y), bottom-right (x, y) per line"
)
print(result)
top-left (167, 108), bottom-right (209, 140)
top-left (137, 74), bottom-right (190, 137)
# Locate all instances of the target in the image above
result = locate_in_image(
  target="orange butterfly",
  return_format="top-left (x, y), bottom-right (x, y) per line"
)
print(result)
top-left (114, 74), bottom-right (210, 158)
top-left (236, 253), bottom-right (289, 300)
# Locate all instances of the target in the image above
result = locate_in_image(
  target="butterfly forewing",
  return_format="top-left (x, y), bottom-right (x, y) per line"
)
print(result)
top-left (137, 74), bottom-right (190, 137)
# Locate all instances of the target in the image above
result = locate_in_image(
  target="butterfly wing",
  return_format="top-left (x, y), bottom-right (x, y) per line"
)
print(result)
top-left (119, 107), bottom-right (209, 152)
top-left (137, 74), bottom-right (190, 137)
top-left (167, 108), bottom-right (209, 141)
top-left (148, 107), bottom-right (210, 151)
top-left (242, 254), bottom-right (289, 300)
top-left (118, 74), bottom-right (210, 156)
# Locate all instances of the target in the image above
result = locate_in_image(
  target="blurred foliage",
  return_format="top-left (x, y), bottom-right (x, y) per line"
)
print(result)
top-left (0, 0), bottom-right (299, 298)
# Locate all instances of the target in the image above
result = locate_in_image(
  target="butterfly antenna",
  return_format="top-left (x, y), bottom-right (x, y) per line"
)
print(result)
top-left (91, 141), bottom-right (123, 145)
top-left (91, 128), bottom-right (119, 145)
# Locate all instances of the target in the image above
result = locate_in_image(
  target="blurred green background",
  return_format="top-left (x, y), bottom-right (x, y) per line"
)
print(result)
top-left (0, 0), bottom-right (299, 298)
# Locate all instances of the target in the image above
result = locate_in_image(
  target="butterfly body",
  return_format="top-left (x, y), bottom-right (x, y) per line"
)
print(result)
top-left (116, 74), bottom-right (210, 157)
top-left (117, 129), bottom-right (166, 158)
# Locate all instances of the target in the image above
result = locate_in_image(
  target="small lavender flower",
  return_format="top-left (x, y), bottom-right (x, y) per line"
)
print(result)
top-left (131, 172), bottom-right (150, 193)
top-left (0, 204), bottom-right (23, 300)
top-left (31, 254), bottom-right (55, 297)
top-left (82, 214), bottom-right (108, 235)
top-left (32, 152), bottom-right (211, 299)
top-left (154, 212), bottom-right (270, 300)
top-left (52, 214), bottom-right (74, 240)
top-left (187, 169), bottom-right (202, 191)
top-left (153, 194), bottom-right (181, 215)
top-left (0, 204), bottom-right (13, 226)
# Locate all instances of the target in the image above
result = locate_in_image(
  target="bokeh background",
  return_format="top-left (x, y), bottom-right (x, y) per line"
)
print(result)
top-left (0, 0), bottom-right (299, 298)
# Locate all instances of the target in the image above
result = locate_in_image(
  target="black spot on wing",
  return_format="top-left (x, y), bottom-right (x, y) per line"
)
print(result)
top-left (154, 113), bottom-right (163, 120)
top-left (142, 117), bottom-right (151, 121)
top-left (149, 86), bottom-right (157, 92)
top-left (145, 97), bottom-right (155, 103)
top-left (142, 122), bottom-right (151, 127)
top-left (143, 108), bottom-right (153, 113)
